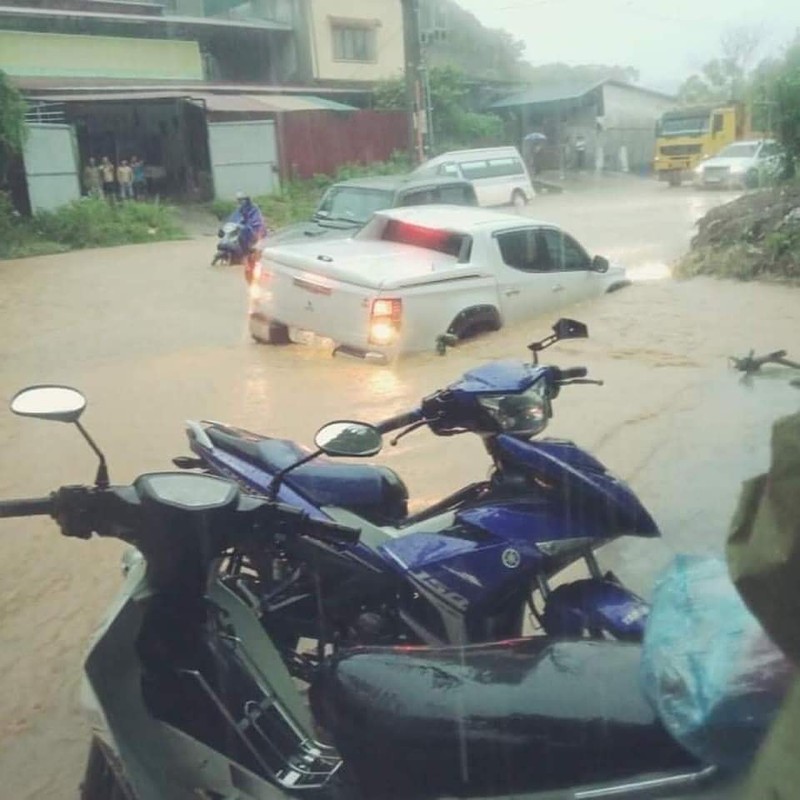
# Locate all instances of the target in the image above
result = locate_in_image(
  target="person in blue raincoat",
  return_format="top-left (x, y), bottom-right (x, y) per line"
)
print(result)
top-left (231, 191), bottom-right (266, 253)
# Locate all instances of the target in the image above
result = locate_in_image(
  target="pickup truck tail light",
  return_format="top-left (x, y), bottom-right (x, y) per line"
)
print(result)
top-left (369, 298), bottom-right (402, 346)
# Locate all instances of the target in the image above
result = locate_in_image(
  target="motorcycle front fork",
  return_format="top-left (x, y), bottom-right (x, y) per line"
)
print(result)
top-left (527, 550), bottom-right (604, 631)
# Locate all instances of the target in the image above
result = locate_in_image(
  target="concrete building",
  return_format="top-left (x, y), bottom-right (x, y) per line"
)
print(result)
top-left (0, 0), bottom-right (407, 209)
top-left (490, 79), bottom-right (676, 174)
top-left (305, 0), bottom-right (404, 85)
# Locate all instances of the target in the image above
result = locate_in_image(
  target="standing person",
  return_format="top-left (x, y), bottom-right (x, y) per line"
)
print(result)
top-left (117, 159), bottom-right (133, 201)
top-left (132, 156), bottom-right (147, 200)
top-left (575, 134), bottom-right (587, 171)
top-left (83, 157), bottom-right (102, 198)
top-left (100, 156), bottom-right (116, 200)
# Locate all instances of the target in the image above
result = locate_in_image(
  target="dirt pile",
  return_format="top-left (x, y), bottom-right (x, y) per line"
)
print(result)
top-left (675, 183), bottom-right (800, 281)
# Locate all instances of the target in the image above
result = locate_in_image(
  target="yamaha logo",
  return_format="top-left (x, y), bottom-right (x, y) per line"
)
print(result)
top-left (501, 548), bottom-right (521, 569)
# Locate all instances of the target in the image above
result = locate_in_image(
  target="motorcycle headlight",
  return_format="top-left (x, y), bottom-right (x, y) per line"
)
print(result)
top-left (477, 383), bottom-right (548, 436)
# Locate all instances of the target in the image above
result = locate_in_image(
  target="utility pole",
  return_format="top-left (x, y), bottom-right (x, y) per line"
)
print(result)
top-left (401, 0), bottom-right (423, 164)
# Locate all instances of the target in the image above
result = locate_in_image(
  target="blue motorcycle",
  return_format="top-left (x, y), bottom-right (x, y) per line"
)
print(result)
top-left (178, 319), bottom-right (657, 677)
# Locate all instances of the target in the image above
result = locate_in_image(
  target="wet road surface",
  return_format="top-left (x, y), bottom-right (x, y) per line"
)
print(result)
top-left (1, 175), bottom-right (798, 798)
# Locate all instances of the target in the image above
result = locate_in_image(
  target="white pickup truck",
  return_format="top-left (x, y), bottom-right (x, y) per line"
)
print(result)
top-left (249, 206), bottom-right (628, 360)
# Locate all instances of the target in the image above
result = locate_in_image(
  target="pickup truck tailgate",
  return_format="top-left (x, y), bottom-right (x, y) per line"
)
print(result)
top-left (256, 254), bottom-right (370, 344)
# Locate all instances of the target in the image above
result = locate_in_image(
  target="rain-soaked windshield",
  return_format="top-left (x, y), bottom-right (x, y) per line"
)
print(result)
top-left (717, 142), bottom-right (760, 158)
top-left (2, 0), bottom-right (800, 798)
top-left (315, 187), bottom-right (395, 224)
top-left (659, 115), bottom-right (710, 135)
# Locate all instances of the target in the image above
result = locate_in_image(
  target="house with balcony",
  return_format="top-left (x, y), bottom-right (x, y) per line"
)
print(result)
top-left (0, 0), bottom-right (407, 209)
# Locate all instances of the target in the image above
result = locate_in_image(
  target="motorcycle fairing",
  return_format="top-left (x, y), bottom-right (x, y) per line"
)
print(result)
top-left (495, 434), bottom-right (661, 538)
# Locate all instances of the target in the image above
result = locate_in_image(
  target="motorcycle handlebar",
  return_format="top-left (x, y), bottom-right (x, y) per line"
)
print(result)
top-left (0, 495), bottom-right (54, 519)
top-left (376, 409), bottom-right (424, 434)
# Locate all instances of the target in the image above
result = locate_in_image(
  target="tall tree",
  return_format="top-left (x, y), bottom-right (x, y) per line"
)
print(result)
top-left (374, 65), bottom-right (503, 151)
top-left (677, 26), bottom-right (764, 104)
top-left (0, 70), bottom-right (28, 188)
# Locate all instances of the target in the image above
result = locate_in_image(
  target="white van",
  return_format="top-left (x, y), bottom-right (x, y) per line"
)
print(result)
top-left (410, 146), bottom-right (535, 208)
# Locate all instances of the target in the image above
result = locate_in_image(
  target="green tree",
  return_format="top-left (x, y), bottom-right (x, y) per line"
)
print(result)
top-left (0, 69), bottom-right (27, 188)
top-left (374, 66), bottom-right (503, 152)
top-left (769, 36), bottom-right (800, 164)
top-left (677, 26), bottom-right (764, 104)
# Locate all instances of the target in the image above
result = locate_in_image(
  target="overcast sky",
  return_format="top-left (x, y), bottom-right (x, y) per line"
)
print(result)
top-left (454, 0), bottom-right (800, 92)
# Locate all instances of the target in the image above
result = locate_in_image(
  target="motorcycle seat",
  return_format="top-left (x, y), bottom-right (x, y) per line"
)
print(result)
top-left (310, 638), bottom-right (700, 798)
top-left (204, 424), bottom-right (408, 525)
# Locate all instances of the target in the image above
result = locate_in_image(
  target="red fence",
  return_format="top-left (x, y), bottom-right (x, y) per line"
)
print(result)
top-left (277, 110), bottom-right (407, 180)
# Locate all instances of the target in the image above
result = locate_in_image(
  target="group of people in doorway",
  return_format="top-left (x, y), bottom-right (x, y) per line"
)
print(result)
top-left (83, 156), bottom-right (147, 201)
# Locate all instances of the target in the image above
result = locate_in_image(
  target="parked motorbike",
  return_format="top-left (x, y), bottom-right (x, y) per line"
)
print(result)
top-left (179, 319), bottom-right (657, 676)
top-left (0, 385), bottom-right (727, 800)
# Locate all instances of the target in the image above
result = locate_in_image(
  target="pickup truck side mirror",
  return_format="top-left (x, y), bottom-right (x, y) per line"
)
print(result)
top-left (592, 255), bottom-right (610, 273)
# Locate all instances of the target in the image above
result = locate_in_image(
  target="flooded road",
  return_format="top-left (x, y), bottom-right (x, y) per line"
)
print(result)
top-left (1, 176), bottom-right (798, 798)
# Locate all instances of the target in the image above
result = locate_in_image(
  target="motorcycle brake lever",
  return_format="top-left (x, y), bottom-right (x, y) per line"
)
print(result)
top-left (560, 378), bottom-right (604, 386)
top-left (389, 419), bottom-right (429, 447)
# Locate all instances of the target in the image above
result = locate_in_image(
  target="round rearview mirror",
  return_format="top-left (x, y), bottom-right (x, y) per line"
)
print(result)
top-left (10, 385), bottom-right (86, 423)
top-left (314, 421), bottom-right (382, 458)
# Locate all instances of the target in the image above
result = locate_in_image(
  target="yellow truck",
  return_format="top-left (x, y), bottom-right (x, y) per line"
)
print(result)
top-left (653, 105), bottom-right (749, 185)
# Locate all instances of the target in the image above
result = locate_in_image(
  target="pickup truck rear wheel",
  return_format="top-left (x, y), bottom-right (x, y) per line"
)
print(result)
top-left (511, 189), bottom-right (528, 208)
top-left (448, 306), bottom-right (502, 341)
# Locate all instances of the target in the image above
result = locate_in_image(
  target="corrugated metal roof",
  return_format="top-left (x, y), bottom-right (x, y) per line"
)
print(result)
top-left (490, 80), bottom-right (604, 110)
top-left (490, 79), bottom-right (675, 110)
top-left (196, 93), bottom-right (356, 113)
top-left (24, 89), bottom-right (357, 113)
top-left (15, 76), bottom-right (364, 95)
top-left (0, 4), bottom-right (292, 29)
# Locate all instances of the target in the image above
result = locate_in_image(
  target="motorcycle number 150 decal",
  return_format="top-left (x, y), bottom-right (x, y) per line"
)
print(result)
top-left (412, 571), bottom-right (470, 611)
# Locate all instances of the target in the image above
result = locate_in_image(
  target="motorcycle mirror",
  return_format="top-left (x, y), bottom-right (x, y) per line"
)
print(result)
top-left (314, 421), bottom-right (383, 458)
top-left (10, 384), bottom-right (109, 488)
top-left (528, 319), bottom-right (588, 363)
top-left (10, 385), bottom-right (86, 423)
top-left (552, 318), bottom-right (588, 340)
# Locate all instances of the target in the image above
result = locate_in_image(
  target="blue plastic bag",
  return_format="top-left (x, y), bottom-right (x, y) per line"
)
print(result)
top-left (640, 555), bottom-right (794, 767)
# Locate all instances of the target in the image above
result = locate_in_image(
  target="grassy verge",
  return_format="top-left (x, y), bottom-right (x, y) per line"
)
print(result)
top-left (209, 151), bottom-right (412, 225)
top-left (0, 194), bottom-right (186, 260)
top-left (674, 181), bottom-right (800, 282)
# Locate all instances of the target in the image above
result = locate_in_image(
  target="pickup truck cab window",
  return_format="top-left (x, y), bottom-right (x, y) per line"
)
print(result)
top-left (496, 228), bottom-right (556, 272)
top-left (438, 185), bottom-right (478, 205)
top-left (397, 184), bottom-right (477, 208)
top-left (398, 189), bottom-right (436, 206)
top-left (537, 229), bottom-right (592, 272)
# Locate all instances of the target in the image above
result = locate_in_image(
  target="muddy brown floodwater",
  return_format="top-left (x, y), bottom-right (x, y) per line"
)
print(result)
top-left (1, 176), bottom-right (798, 798)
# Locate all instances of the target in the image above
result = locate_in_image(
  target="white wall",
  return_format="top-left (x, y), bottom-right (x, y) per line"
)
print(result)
top-left (307, 0), bottom-right (404, 82)
top-left (600, 83), bottom-right (675, 171)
